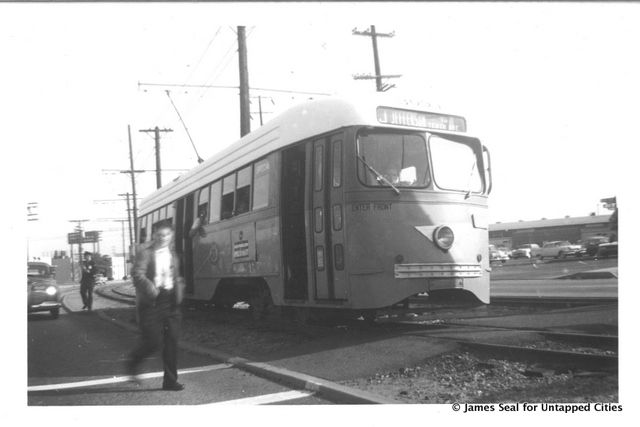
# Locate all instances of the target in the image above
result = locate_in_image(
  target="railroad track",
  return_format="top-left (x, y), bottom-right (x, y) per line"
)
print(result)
top-left (459, 341), bottom-right (618, 373)
top-left (394, 322), bottom-right (618, 373)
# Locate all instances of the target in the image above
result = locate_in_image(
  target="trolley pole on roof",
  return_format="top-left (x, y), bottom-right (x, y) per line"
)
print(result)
top-left (238, 26), bottom-right (251, 137)
top-left (139, 126), bottom-right (173, 189)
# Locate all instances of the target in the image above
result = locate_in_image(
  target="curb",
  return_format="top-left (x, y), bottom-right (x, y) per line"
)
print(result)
top-left (112, 288), bottom-right (136, 298)
top-left (88, 291), bottom-right (396, 404)
top-left (95, 286), bottom-right (135, 305)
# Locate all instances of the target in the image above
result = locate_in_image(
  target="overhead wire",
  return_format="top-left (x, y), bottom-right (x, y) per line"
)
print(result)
top-left (183, 27), bottom-right (222, 86)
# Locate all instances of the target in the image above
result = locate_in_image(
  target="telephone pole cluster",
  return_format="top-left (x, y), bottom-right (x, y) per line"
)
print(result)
top-left (139, 126), bottom-right (173, 189)
top-left (352, 26), bottom-right (401, 92)
top-left (250, 95), bottom-right (274, 126)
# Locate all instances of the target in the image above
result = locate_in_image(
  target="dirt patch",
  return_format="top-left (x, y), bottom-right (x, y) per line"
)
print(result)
top-left (341, 351), bottom-right (618, 404)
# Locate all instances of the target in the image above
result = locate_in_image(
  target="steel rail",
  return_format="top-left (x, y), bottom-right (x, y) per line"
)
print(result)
top-left (458, 341), bottom-right (618, 372)
top-left (434, 324), bottom-right (618, 350)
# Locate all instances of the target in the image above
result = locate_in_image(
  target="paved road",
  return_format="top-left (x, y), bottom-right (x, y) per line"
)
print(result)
top-left (28, 286), bottom-right (329, 405)
top-left (488, 257), bottom-right (618, 300)
top-left (489, 257), bottom-right (617, 280)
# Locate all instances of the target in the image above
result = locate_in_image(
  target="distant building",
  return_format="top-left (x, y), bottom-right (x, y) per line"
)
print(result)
top-left (489, 214), bottom-right (613, 249)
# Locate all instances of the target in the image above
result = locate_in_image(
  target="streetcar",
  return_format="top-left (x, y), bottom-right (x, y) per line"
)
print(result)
top-left (137, 94), bottom-right (492, 320)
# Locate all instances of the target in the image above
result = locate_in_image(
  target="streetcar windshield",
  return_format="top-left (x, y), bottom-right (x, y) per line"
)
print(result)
top-left (356, 130), bottom-right (429, 188)
top-left (429, 135), bottom-right (482, 193)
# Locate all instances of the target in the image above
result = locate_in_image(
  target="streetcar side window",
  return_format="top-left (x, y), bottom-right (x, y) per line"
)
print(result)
top-left (252, 158), bottom-right (270, 210)
top-left (166, 202), bottom-right (175, 226)
top-left (221, 174), bottom-right (236, 220)
top-left (210, 180), bottom-right (221, 222)
top-left (236, 165), bottom-right (252, 215)
top-left (151, 210), bottom-right (160, 232)
top-left (197, 185), bottom-right (210, 224)
top-left (332, 140), bottom-right (342, 188)
top-left (314, 142), bottom-right (324, 191)
top-left (139, 216), bottom-right (148, 243)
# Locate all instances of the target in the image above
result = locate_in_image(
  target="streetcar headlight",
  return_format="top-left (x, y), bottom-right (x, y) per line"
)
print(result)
top-left (45, 286), bottom-right (57, 296)
top-left (433, 226), bottom-right (454, 250)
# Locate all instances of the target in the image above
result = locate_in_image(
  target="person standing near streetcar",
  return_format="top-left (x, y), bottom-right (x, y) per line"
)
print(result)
top-left (80, 251), bottom-right (96, 310)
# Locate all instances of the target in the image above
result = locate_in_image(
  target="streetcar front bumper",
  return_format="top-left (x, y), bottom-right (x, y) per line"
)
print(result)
top-left (394, 263), bottom-right (482, 279)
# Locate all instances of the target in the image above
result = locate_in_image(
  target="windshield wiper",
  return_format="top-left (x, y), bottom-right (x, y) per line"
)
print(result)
top-left (357, 155), bottom-right (400, 195)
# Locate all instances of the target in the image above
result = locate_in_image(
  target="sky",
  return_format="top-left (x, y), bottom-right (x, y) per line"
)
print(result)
top-left (3, 2), bottom-right (637, 262)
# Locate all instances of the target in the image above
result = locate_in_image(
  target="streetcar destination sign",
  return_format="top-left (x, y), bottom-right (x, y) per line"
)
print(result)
top-left (376, 106), bottom-right (467, 132)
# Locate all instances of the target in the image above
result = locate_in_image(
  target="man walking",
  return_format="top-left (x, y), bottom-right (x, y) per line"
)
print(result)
top-left (127, 221), bottom-right (185, 391)
top-left (80, 251), bottom-right (96, 310)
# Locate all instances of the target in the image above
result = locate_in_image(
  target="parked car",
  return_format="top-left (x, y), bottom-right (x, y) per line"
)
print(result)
top-left (596, 241), bottom-right (618, 258)
top-left (27, 262), bottom-right (61, 319)
top-left (536, 241), bottom-right (582, 259)
top-left (579, 236), bottom-right (610, 257)
top-left (511, 243), bottom-right (540, 259)
top-left (489, 244), bottom-right (510, 263)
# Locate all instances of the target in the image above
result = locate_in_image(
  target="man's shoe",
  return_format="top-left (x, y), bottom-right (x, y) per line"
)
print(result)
top-left (162, 382), bottom-right (185, 391)
top-left (82, 305), bottom-right (87, 310)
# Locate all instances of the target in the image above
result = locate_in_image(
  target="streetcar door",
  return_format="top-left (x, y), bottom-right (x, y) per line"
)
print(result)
top-left (183, 193), bottom-right (195, 294)
top-left (281, 144), bottom-right (309, 300)
top-left (175, 194), bottom-right (195, 295)
top-left (311, 134), bottom-right (347, 301)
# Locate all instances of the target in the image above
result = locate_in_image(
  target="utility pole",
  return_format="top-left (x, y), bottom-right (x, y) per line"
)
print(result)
top-left (118, 220), bottom-right (128, 278)
top-left (118, 192), bottom-right (134, 257)
top-left (69, 219), bottom-right (89, 282)
top-left (352, 26), bottom-right (401, 92)
top-left (27, 202), bottom-right (38, 261)
top-left (250, 95), bottom-right (274, 126)
top-left (238, 26), bottom-right (251, 137)
top-left (127, 125), bottom-right (139, 240)
top-left (139, 126), bottom-right (173, 189)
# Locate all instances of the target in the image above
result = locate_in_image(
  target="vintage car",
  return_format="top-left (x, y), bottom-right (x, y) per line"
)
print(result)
top-left (489, 244), bottom-right (510, 263)
top-left (27, 262), bottom-right (61, 318)
top-left (511, 243), bottom-right (540, 259)
top-left (579, 236), bottom-right (610, 257)
top-left (595, 241), bottom-right (618, 258)
top-left (536, 241), bottom-right (582, 259)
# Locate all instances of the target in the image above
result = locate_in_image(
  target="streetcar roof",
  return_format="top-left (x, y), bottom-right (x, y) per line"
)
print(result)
top-left (139, 94), bottom-right (467, 214)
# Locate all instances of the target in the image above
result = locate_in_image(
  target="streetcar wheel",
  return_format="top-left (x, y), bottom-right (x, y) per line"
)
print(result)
top-left (50, 308), bottom-right (60, 319)
top-left (292, 307), bottom-right (311, 325)
top-left (361, 310), bottom-right (377, 324)
top-left (249, 288), bottom-right (273, 321)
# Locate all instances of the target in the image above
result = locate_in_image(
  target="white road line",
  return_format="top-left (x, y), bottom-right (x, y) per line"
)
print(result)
top-left (27, 363), bottom-right (232, 392)
top-left (204, 390), bottom-right (314, 405)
